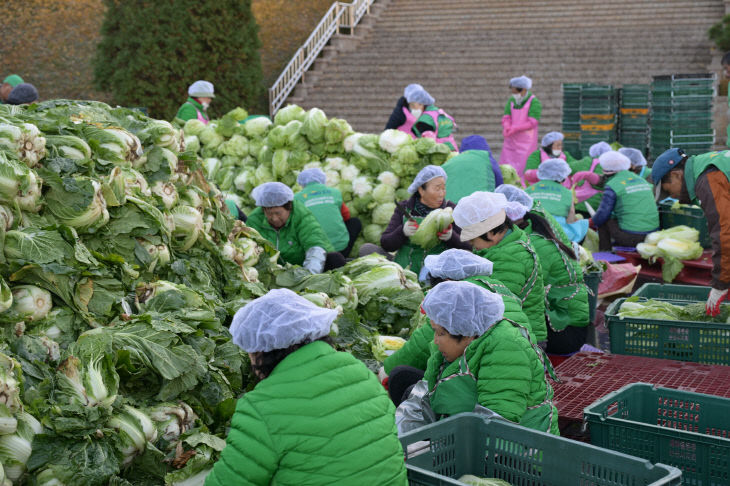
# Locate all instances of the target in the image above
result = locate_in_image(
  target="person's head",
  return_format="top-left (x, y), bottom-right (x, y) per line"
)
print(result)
top-left (537, 158), bottom-right (572, 183)
top-left (0, 75), bottom-right (23, 102)
top-left (252, 182), bottom-right (294, 229)
top-left (589, 141), bottom-right (612, 159)
top-left (424, 249), bottom-right (494, 281)
top-left (618, 147), bottom-right (647, 175)
top-left (453, 191), bottom-right (511, 249)
top-left (297, 168), bottom-right (327, 187)
top-left (459, 135), bottom-right (489, 153)
top-left (404, 83), bottom-right (434, 117)
top-left (495, 184), bottom-right (534, 211)
top-left (422, 281), bottom-right (505, 362)
top-left (408, 165), bottom-right (447, 209)
top-left (598, 151), bottom-right (631, 175)
top-left (188, 80), bottom-right (215, 109)
top-left (722, 52), bottom-right (730, 79)
top-left (230, 288), bottom-right (338, 380)
top-left (509, 75), bottom-right (532, 99)
top-left (541, 131), bottom-right (564, 156)
top-left (651, 148), bottom-right (690, 201)
top-left (6, 83), bottom-right (38, 105)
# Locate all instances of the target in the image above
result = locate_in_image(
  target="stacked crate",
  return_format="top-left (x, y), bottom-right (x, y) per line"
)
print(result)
top-left (618, 84), bottom-right (650, 152)
top-left (579, 84), bottom-right (617, 155)
top-left (561, 83), bottom-right (582, 158)
top-left (650, 73), bottom-right (716, 157)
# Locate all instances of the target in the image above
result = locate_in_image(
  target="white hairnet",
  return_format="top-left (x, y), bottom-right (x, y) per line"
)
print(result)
top-left (503, 201), bottom-right (528, 221)
top-left (598, 151), bottom-right (631, 173)
top-left (188, 80), bottom-right (215, 98)
top-left (453, 191), bottom-right (508, 241)
top-left (509, 76), bottom-right (532, 90)
top-left (495, 184), bottom-right (534, 210)
top-left (297, 168), bottom-right (327, 186)
top-left (230, 289), bottom-right (338, 353)
top-left (408, 165), bottom-right (447, 194)
top-left (589, 141), bottom-right (611, 158)
top-left (424, 249), bottom-right (494, 280)
top-left (541, 131), bottom-right (564, 147)
top-left (618, 147), bottom-right (647, 167)
top-left (537, 158), bottom-right (572, 181)
top-left (422, 281), bottom-right (505, 336)
top-left (252, 182), bottom-right (294, 207)
top-left (404, 83), bottom-right (435, 106)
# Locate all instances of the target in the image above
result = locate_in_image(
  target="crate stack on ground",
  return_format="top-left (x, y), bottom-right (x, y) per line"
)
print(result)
top-left (579, 84), bottom-right (618, 155)
top-left (657, 201), bottom-right (712, 248)
top-left (650, 73), bottom-right (716, 158)
top-left (562, 83), bottom-right (582, 158)
top-left (618, 84), bottom-right (650, 153)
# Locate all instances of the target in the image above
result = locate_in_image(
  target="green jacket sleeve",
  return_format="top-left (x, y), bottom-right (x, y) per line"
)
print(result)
top-left (176, 103), bottom-right (197, 122)
top-left (528, 96), bottom-right (542, 120)
top-left (205, 399), bottom-right (279, 486)
top-left (525, 149), bottom-right (541, 171)
top-left (295, 204), bottom-right (334, 252)
top-left (476, 326), bottom-right (533, 423)
top-left (383, 322), bottom-right (434, 374)
top-left (504, 99), bottom-right (513, 115)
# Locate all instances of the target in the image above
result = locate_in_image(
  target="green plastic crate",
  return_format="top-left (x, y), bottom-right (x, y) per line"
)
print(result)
top-left (633, 283), bottom-right (711, 301)
top-left (658, 202), bottom-right (711, 248)
top-left (605, 298), bottom-right (730, 365)
top-left (401, 414), bottom-right (681, 485)
top-left (584, 271), bottom-right (602, 323)
top-left (585, 383), bottom-right (730, 486)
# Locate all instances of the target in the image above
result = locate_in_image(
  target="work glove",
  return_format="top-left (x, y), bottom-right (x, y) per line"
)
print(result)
top-left (377, 366), bottom-right (389, 389)
top-left (706, 288), bottom-right (729, 317)
top-left (588, 218), bottom-right (596, 230)
top-left (437, 224), bottom-right (453, 241)
top-left (303, 246), bottom-right (327, 274)
top-left (403, 219), bottom-right (419, 237)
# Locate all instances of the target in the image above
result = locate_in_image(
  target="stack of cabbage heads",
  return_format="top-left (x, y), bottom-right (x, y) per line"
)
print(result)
top-left (637, 225), bottom-right (703, 282)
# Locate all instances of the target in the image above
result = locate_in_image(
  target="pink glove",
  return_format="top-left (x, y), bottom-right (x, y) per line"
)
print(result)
top-left (511, 118), bottom-right (539, 133)
top-left (571, 171), bottom-right (602, 187)
top-left (524, 170), bottom-right (539, 186)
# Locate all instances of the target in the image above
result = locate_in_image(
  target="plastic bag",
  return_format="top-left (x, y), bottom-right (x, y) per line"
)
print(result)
top-left (395, 380), bottom-right (436, 435)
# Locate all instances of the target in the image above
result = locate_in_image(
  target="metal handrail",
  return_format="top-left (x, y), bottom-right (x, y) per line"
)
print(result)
top-left (268, 0), bottom-right (376, 117)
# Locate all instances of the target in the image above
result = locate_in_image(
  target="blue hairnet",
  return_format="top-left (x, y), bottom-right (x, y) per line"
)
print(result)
top-left (589, 141), bottom-right (611, 158)
top-left (230, 289), bottom-right (338, 353)
top-left (422, 281), bottom-right (505, 336)
top-left (453, 192), bottom-right (508, 241)
top-left (404, 83), bottom-right (435, 106)
top-left (424, 249), bottom-right (493, 280)
top-left (188, 80), bottom-right (215, 98)
top-left (297, 168), bottom-right (327, 186)
top-left (618, 147), bottom-right (647, 167)
top-left (408, 165), bottom-right (447, 194)
top-left (509, 76), bottom-right (532, 90)
top-left (495, 184), bottom-right (534, 210)
top-left (541, 131), bottom-right (564, 147)
top-left (537, 158), bottom-right (572, 181)
top-left (252, 182), bottom-right (294, 207)
top-left (598, 151), bottom-right (631, 173)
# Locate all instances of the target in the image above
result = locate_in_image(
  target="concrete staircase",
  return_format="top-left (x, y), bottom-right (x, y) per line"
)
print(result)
top-left (287, 0), bottom-right (724, 154)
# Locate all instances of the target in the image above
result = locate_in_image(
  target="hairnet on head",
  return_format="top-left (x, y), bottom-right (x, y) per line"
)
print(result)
top-left (422, 281), bottom-right (505, 336)
top-left (252, 182), bottom-right (294, 207)
top-left (424, 249), bottom-right (494, 280)
top-left (537, 158), bottom-right (572, 181)
top-left (188, 80), bottom-right (215, 98)
top-left (495, 184), bottom-right (533, 210)
top-left (541, 131), bottom-right (564, 147)
top-left (618, 147), bottom-right (647, 167)
top-left (453, 191), bottom-right (508, 241)
top-left (509, 76), bottom-right (532, 90)
top-left (230, 289), bottom-right (337, 353)
top-left (403, 83), bottom-right (435, 106)
top-left (503, 201), bottom-right (528, 221)
top-left (589, 141), bottom-right (611, 158)
top-left (598, 151), bottom-right (631, 173)
top-left (297, 168), bottom-right (327, 186)
top-left (408, 165), bottom-right (447, 194)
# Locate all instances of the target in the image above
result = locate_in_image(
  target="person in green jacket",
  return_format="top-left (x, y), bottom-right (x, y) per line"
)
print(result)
top-left (417, 281), bottom-right (558, 434)
top-left (0, 74), bottom-right (23, 103)
top-left (500, 187), bottom-right (591, 354)
top-left (441, 135), bottom-right (503, 204)
top-left (246, 182), bottom-right (341, 273)
top-left (618, 147), bottom-right (649, 180)
top-left (524, 131), bottom-right (579, 173)
top-left (380, 249), bottom-right (536, 406)
top-left (453, 191), bottom-right (548, 344)
top-left (652, 148), bottom-right (730, 316)
top-left (206, 289), bottom-right (408, 486)
top-left (176, 80), bottom-right (214, 124)
top-left (589, 151), bottom-right (660, 251)
top-left (294, 168), bottom-right (361, 258)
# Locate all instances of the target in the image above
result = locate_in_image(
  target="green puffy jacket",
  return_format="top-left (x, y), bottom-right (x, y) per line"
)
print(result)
top-left (384, 275), bottom-right (534, 373)
top-left (205, 341), bottom-right (408, 486)
top-left (423, 320), bottom-right (559, 434)
top-left (176, 97), bottom-right (209, 123)
top-left (247, 200), bottom-right (333, 266)
top-left (523, 221), bottom-right (589, 331)
top-left (474, 228), bottom-right (548, 342)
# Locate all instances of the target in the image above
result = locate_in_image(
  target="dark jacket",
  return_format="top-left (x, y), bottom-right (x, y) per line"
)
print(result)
top-left (384, 96), bottom-right (433, 135)
top-left (380, 194), bottom-right (470, 252)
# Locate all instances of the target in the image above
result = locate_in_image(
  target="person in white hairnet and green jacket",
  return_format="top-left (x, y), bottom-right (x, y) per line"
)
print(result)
top-left (205, 289), bottom-right (408, 485)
